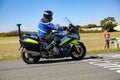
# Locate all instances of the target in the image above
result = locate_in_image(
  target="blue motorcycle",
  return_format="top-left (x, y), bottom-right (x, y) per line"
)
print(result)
top-left (17, 18), bottom-right (86, 64)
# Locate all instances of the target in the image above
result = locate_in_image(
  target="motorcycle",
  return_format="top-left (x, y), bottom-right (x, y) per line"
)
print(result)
top-left (17, 18), bottom-right (86, 64)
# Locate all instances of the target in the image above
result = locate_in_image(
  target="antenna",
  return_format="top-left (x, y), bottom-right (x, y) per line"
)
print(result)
top-left (16, 24), bottom-right (22, 39)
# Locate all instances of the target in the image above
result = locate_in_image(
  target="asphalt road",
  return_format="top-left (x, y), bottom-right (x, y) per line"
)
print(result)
top-left (0, 53), bottom-right (120, 80)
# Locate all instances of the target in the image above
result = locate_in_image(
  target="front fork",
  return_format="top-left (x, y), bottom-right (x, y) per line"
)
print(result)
top-left (68, 40), bottom-right (80, 52)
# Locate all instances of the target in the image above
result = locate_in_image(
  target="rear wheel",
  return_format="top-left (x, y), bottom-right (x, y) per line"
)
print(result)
top-left (21, 49), bottom-right (40, 64)
top-left (70, 42), bottom-right (86, 60)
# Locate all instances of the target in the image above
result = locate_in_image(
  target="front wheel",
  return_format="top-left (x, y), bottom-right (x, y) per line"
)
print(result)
top-left (70, 42), bottom-right (86, 60)
top-left (21, 49), bottom-right (40, 64)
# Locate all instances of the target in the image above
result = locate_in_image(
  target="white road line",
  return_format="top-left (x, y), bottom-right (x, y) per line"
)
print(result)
top-left (88, 59), bottom-right (120, 74)
top-left (116, 70), bottom-right (120, 73)
top-left (84, 54), bottom-right (120, 74)
top-left (114, 62), bottom-right (119, 64)
top-left (104, 65), bottom-right (120, 68)
top-left (109, 68), bottom-right (120, 70)
top-left (112, 54), bottom-right (120, 58)
top-left (92, 63), bottom-right (118, 67)
top-left (98, 54), bottom-right (120, 58)
top-left (89, 62), bottom-right (94, 64)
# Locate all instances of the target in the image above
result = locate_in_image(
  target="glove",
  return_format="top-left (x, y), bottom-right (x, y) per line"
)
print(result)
top-left (63, 26), bottom-right (67, 30)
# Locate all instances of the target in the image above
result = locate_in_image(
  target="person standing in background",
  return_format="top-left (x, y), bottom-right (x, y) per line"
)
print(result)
top-left (104, 28), bottom-right (110, 49)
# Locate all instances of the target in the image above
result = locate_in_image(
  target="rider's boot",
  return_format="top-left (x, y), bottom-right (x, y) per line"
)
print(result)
top-left (46, 41), bottom-right (56, 50)
top-left (45, 41), bottom-right (56, 57)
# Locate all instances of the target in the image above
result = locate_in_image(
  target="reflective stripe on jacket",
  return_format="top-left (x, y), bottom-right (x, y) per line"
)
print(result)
top-left (38, 22), bottom-right (63, 37)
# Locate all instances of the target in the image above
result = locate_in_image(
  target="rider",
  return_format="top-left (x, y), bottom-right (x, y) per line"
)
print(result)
top-left (38, 10), bottom-right (67, 51)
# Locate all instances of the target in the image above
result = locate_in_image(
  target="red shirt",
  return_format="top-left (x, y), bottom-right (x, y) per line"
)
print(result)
top-left (104, 30), bottom-right (110, 40)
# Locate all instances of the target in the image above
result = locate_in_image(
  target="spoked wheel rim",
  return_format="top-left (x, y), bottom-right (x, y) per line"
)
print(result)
top-left (72, 46), bottom-right (84, 57)
top-left (71, 43), bottom-right (86, 60)
top-left (24, 52), bottom-right (34, 62)
top-left (21, 51), bottom-right (40, 64)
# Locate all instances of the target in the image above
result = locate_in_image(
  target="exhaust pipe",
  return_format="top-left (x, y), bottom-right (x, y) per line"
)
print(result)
top-left (22, 49), bottom-right (41, 56)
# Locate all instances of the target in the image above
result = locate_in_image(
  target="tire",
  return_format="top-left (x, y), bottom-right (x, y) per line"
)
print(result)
top-left (70, 42), bottom-right (86, 60)
top-left (21, 50), bottom-right (40, 64)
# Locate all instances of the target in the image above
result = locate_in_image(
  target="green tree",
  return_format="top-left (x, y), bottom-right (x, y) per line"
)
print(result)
top-left (88, 24), bottom-right (97, 28)
top-left (81, 24), bottom-right (97, 28)
top-left (100, 17), bottom-right (117, 32)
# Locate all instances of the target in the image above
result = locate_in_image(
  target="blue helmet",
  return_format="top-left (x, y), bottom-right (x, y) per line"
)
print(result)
top-left (43, 10), bottom-right (53, 21)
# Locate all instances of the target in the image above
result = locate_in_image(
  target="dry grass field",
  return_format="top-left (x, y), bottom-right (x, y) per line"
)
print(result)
top-left (81, 32), bottom-right (120, 51)
top-left (0, 37), bottom-right (20, 60)
top-left (0, 32), bottom-right (120, 60)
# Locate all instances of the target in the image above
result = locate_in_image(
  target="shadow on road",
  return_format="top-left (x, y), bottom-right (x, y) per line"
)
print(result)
top-left (37, 55), bottom-right (102, 64)
top-left (38, 58), bottom-right (73, 64)
top-left (0, 55), bottom-right (102, 71)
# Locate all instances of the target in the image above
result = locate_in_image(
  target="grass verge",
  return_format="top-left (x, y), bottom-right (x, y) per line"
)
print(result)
top-left (0, 32), bottom-right (120, 60)
top-left (0, 55), bottom-right (21, 61)
top-left (87, 48), bottom-right (120, 54)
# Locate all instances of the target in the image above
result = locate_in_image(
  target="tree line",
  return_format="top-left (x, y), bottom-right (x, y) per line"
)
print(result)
top-left (0, 16), bottom-right (119, 37)
top-left (80, 16), bottom-right (118, 32)
top-left (0, 31), bottom-right (30, 37)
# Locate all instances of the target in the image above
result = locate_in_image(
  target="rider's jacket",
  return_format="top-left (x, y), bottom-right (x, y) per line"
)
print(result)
top-left (38, 18), bottom-right (63, 37)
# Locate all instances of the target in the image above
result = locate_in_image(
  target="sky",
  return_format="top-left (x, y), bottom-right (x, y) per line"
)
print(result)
top-left (0, 0), bottom-right (120, 33)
